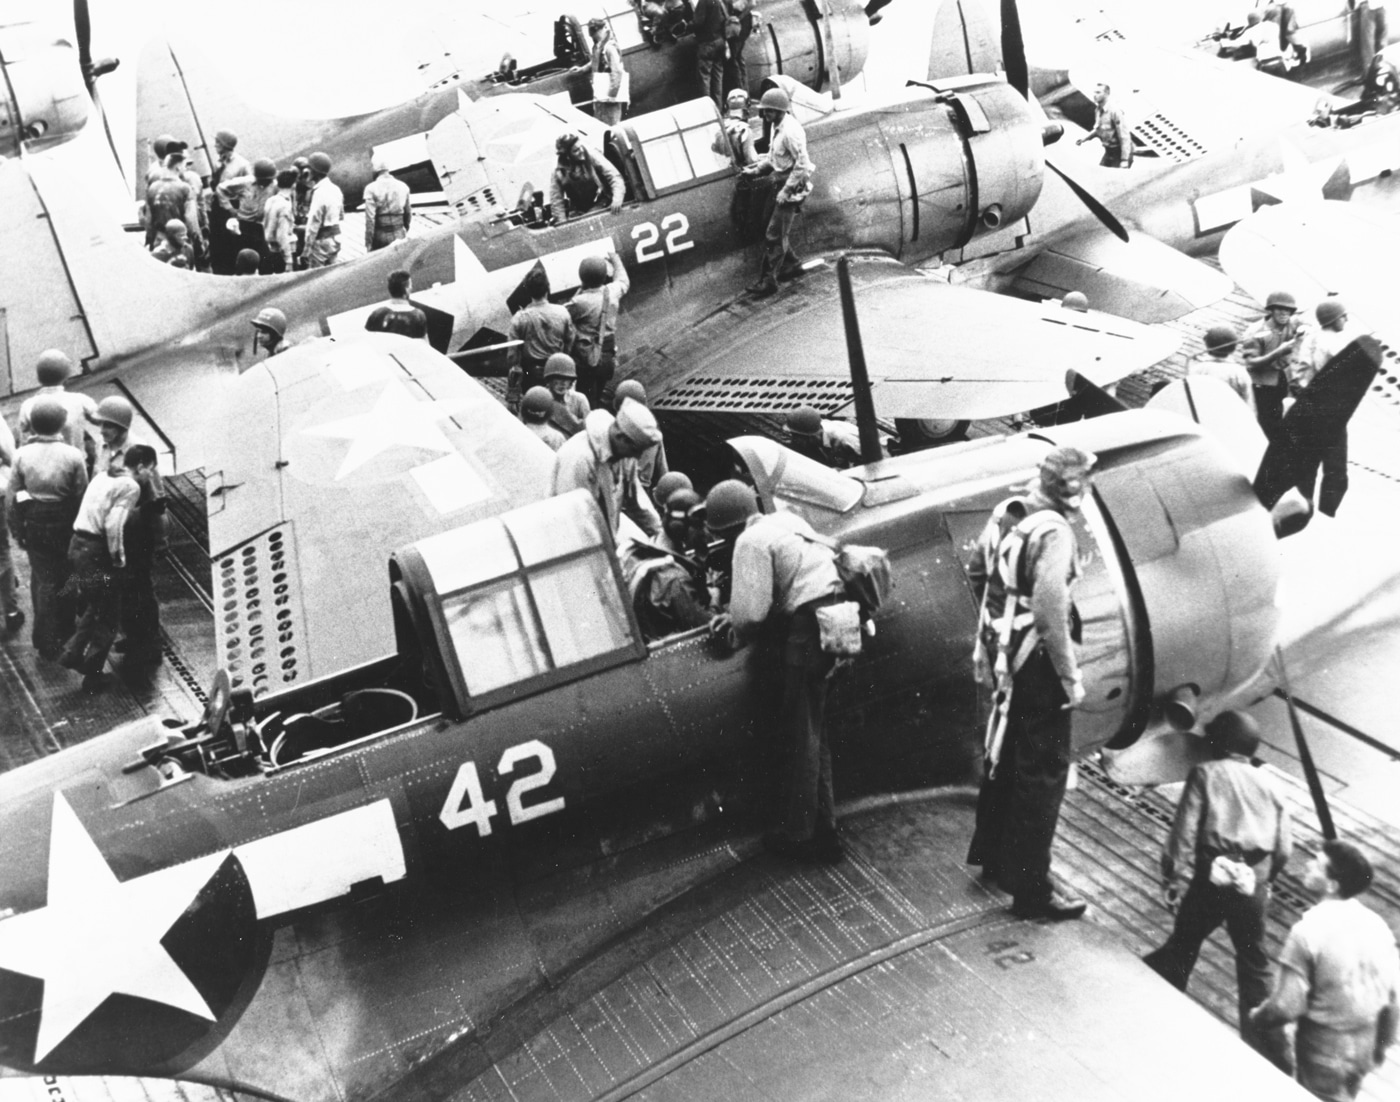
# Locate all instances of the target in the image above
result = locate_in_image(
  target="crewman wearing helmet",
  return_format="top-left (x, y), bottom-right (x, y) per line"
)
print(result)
top-left (208, 129), bottom-right (252, 274)
top-left (785, 404), bottom-right (864, 468)
top-left (218, 156), bottom-right (280, 271)
top-left (7, 396), bottom-right (88, 654)
top-left (706, 478), bottom-right (849, 863)
top-left (566, 247), bottom-right (630, 406)
top-left (251, 307), bottom-right (291, 359)
top-left (0, 413), bottom-right (21, 635)
top-left (1256, 297), bottom-right (1369, 519)
top-left (1143, 708), bottom-right (1293, 1067)
top-left (363, 153), bottom-right (412, 251)
top-left (87, 394), bottom-right (137, 475)
top-left (745, 85), bottom-right (816, 297)
top-left (301, 152), bottom-right (345, 268)
top-left (1187, 325), bottom-right (1254, 411)
top-left (544, 352), bottom-right (591, 437)
top-left (18, 349), bottom-right (98, 461)
top-left (715, 88), bottom-right (757, 166)
top-left (520, 386), bottom-right (568, 452)
top-left (966, 445), bottom-right (1097, 921)
top-left (1242, 289), bottom-right (1307, 438)
top-left (612, 380), bottom-right (668, 493)
top-left (549, 131), bottom-right (626, 223)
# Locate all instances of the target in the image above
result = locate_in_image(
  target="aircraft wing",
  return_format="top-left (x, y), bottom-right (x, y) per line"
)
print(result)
top-left (204, 333), bottom-right (554, 694)
top-left (640, 254), bottom-right (1179, 419)
top-left (1219, 199), bottom-right (1400, 353)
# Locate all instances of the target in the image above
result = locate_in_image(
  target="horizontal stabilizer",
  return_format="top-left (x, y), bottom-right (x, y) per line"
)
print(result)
top-left (1013, 228), bottom-right (1233, 323)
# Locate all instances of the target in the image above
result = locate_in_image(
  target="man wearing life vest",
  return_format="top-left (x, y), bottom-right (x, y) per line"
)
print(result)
top-left (966, 445), bottom-right (1096, 921)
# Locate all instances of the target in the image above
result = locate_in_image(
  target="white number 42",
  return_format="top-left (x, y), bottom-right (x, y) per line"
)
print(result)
top-left (438, 739), bottom-right (565, 836)
top-left (632, 212), bottom-right (694, 264)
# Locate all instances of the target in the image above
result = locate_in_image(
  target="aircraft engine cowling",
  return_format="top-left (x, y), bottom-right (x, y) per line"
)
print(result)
top-left (1033, 416), bottom-right (1281, 761)
top-left (874, 81), bottom-right (1044, 260)
top-left (0, 28), bottom-right (89, 156)
top-left (743, 0), bottom-right (870, 96)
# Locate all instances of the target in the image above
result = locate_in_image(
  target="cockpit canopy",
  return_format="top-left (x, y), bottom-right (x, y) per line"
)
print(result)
top-left (393, 489), bottom-right (646, 715)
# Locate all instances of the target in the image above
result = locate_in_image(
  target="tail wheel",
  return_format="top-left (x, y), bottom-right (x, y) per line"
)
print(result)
top-left (895, 417), bottom-right (970, 449)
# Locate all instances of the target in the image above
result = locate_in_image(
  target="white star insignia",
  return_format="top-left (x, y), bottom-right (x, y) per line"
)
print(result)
top-left (303, 380), bottom-right (461, 480)
top-left (0, 794), bottom-right (228, 1062)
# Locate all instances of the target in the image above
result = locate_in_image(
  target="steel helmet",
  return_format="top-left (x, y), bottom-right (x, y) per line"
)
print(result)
top-left (521, 386), bottom-right (555, 417)
top-left (1203, 325), bottom-right (1238, 352)
top-left (251, 307), bottom-right (288, 339)
top-left (653, 470), bottom-right (694, 505)
top-left (726, 88), bottom-right (749, 110)
top-left (1264, 289), bottom-right (1297, 312)
top-left (543, 352), bottom-right (577, 380)
top-left (1061, 291), bottom-right (1089, 312)
top-left (90, 394), bottom-right (134, 431)
top-left (27, 396), bottom-right (69, 436)
top-left (612, 379), bottom-right (646, 409)
top-left (307, 151), bottom-right (333, 175)
top-left (253, 158), bottom-right (277, 182)
top-left (1204, 710), bottom-right (1261, 758)
top-left (152, 133), bottom-right (177, 158)
top-left (758, 87), bottom-right (790, 113)
top-left (665, 487), bottom-right (702, 516)
top-left (35, 348), bottom-right (73, 385)
top-left (1315, 298), bottom-right (1347, 327)
top-left (786, 404), bottom-right (822, 437)
top-left (705, 479), bottom-right (758, 533)
top-left (578, 255), bottom-right (609, 287)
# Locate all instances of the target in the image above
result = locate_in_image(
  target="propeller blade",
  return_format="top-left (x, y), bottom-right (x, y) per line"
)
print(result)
top-left (1001, 0), bottom-right (1028, 99)
top-left (73, 0), bottom-right (93, 85)
top-left (1046, 157), bottom-right (1130, 243)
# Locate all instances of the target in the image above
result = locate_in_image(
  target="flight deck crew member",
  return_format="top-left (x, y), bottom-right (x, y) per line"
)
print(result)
top-left (1075, 82), bottom-right (1132, 168)
top-left (18, 350), bottom-right (98, 465)
top-left (706, 479), bottom-right (847, 863)
top-left (208, 130), bottom-right (252, 274)
top-left (567, 250), bottom-right (630, 407)
top-left (58, 451), bottom-right (141, 690)
top-left (785, 405), bottom-right (864, 468)
top-left (1188, 326), bottom-right (1256, 412)
top-left (87, 396), bottom-right (137, 482)
top-left (965, 445), bottom-right (1096, 921)
top-left (7, 398), bottom-right (87, 656)
top-left (520, 387), bottom-right (569, 452)
top-left (114, 444), bottom-right (165, 663)
top-left (291, 157), bottom-right (313, 265)
top-left (301, 152), bottom-right (345, 268)
top-left (746, 87), bottom-right (815, 298)
top-left (218, 158), bottom-right (278, 272)
top-left (251, 308), bottom-right (291, 359)
top-left (1255, 299), bottom-right (1379, 521)
top-left (611, 380), bottom-right (668, 493)
top-left (693, 0), bottom-right (728, 105)
top-left (1251, 840), bottom-right (1400, 1100)
top-left (363, 155), bottom-right (412, 251)
top-left (544, 353), bottom-right (591, 438)
top-left (152, 219), bottom-right (196, 268)
top-left (551, 400), bottom-right (664, 537)
top-left (509, 267), bottom-right (576, 387)
top-left (588, 17), bottom-right (629, 127)
top-left (1143, 711), bottom-right (1292, 1065)
top-left (716, 89), bottom-right (758, 166)
top-left (263, 169), bottom-right (297, 273)
top-left (364, 269), bottom-right (429, 340)
top-left (0, 415), bottom-right (21, 635)
top-left (1243, 289), bottom-right (1305, 440)
top-left (144, 153), bottom-right (200, 251)
top-left (549, 132), bottom-right (625, 223)
top-left (652, 470), bottom-right (694, 514)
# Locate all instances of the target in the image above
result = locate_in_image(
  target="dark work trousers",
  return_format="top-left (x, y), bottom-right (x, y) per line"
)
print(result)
top-left (237, 218), bottom-right (271, 272)
top-left (1143, 871), bottom-right (1287, 1068)
top-left (22, 501), bottom-right (79, 656)
top-left (207, 204), bottom-right (241, 275)
top-left (61, 532), bottom-right (120, 676)
top-left (1099, 142), bottom-right (1127, 168)
top-left (1294, 428), bottom-right (1350, 517)
top-left (967, 647), bottom-right (1071, 906)
top-left (772, 599), bottom-right (839, 843)
top-left (697, 41), bottom-right (725, 105)
top-left (1253, 382), bottom-right (1287, 441)
top-left (1296, 1019), bottom-right (1380, 1101)
top-left (760, 175), bottom-right (804, 280)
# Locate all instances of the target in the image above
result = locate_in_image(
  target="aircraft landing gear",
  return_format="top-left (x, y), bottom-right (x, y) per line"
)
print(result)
top-left (894, 417), bottom-right (970, 452)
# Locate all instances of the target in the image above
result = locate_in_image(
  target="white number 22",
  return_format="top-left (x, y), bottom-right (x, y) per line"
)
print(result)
top-left (632, 213), bottom-right (694, 264)
top-left (438, 739), bottom-right (565, 836)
